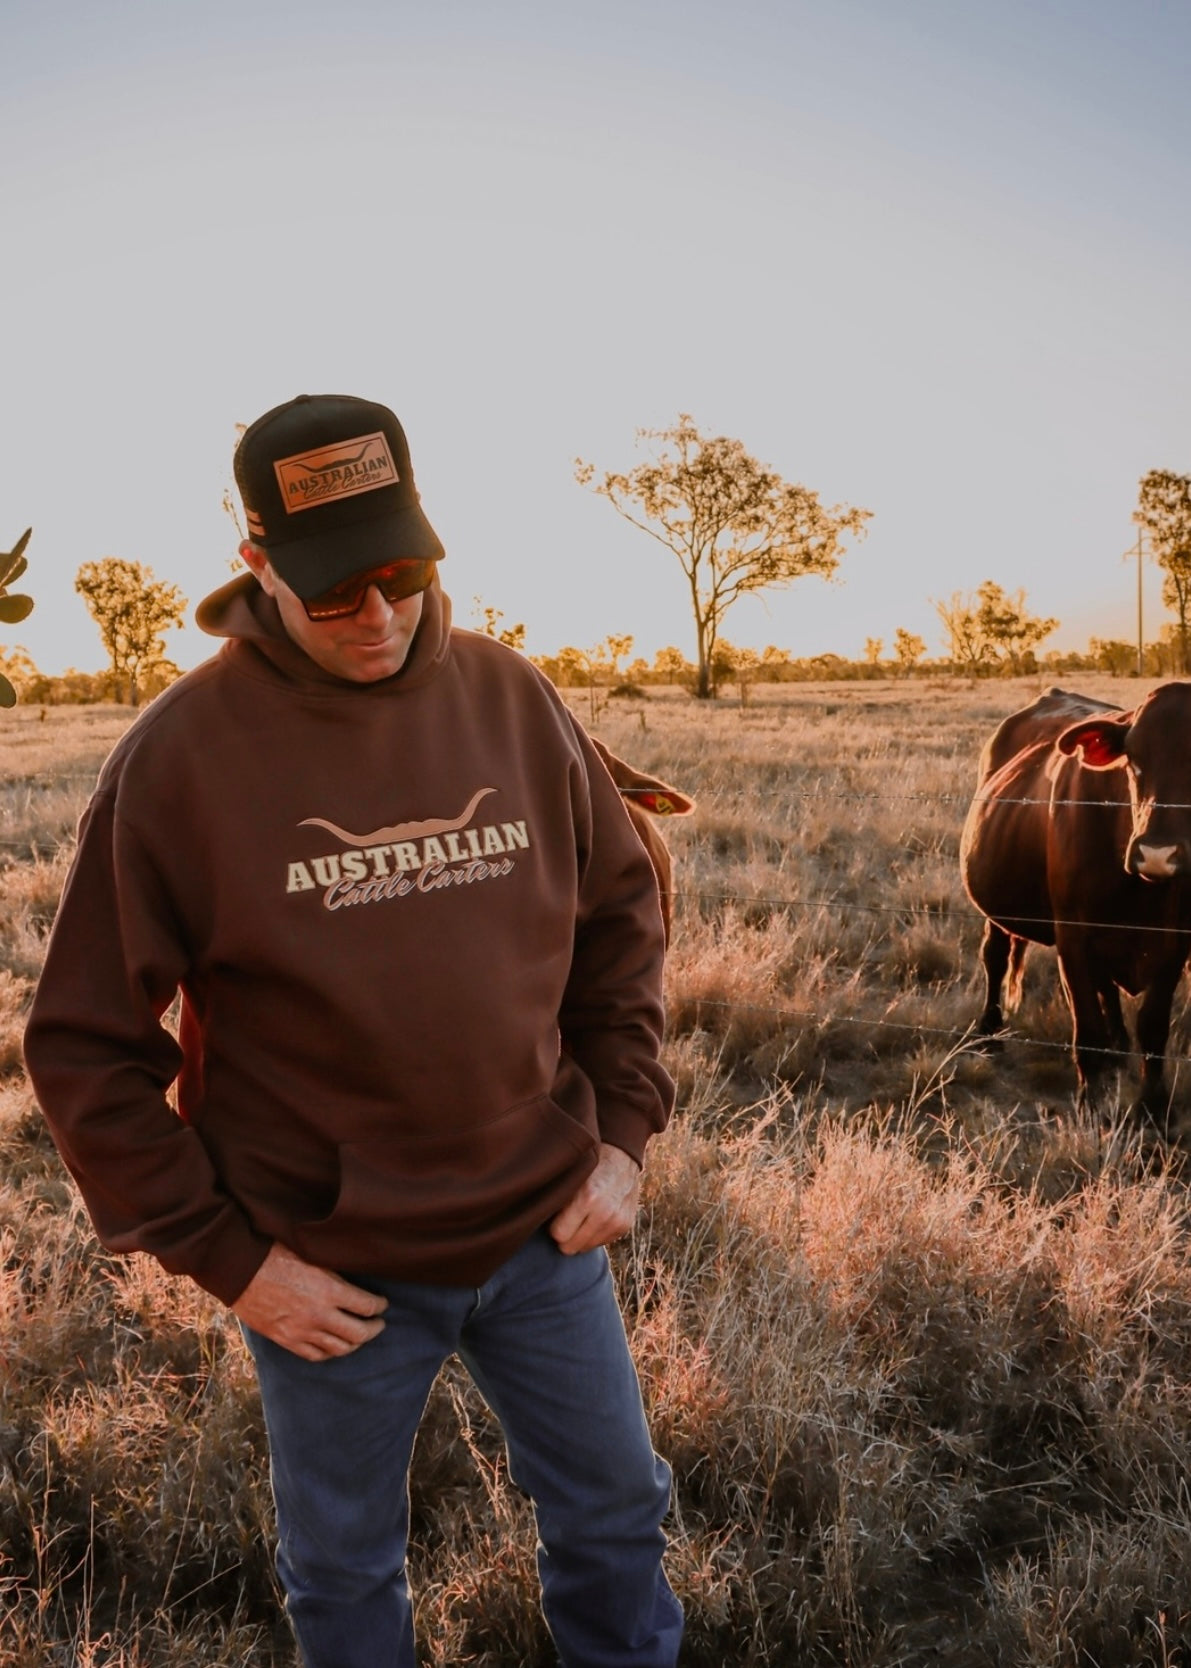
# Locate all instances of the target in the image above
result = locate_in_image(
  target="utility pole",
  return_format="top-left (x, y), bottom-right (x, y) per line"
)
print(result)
top-left (1123, 529), bottom-right (1146, 675)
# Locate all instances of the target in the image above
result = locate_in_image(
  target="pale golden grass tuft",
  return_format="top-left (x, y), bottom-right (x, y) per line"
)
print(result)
top-left (0, 854), bottom-right (74, 981)
top-left (0, 969), bottom-right (33, 1073)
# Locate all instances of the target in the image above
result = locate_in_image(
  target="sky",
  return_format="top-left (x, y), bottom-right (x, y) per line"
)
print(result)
top-left (2, 0), bottom-right (1189, 676)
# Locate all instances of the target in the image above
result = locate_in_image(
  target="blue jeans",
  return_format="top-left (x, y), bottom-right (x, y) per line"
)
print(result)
top-left (241, 1229), bottom-right (683, 1668)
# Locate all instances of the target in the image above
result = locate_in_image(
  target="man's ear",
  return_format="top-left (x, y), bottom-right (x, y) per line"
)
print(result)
top-left (239, 540), bottom-right (273, 590)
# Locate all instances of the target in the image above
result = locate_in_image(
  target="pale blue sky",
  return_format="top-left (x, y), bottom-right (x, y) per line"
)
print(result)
top-left (2, 0), bottom-right (1188, 674)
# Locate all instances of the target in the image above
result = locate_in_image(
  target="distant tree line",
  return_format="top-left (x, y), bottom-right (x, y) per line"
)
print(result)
top-left (570, 423), bottom-right (1191, 695)
top-left (0, 647), bottom-right (184, 707)
top-left (527, 628), bottom-right (1182, 701)
top-left (4, 456), bottom-right (1190, 710)
top-left (3, 581), bottom-right (1183, 713)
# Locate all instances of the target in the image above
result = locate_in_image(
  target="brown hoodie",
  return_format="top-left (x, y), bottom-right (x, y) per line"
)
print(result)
top-left (24, 577), bottom-right (673, 1304)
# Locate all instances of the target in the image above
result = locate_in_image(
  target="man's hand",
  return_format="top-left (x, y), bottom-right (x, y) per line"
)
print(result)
top-left (549, 1142), bottom-right (641, 1255)
top-left (231, 1243), bottom-right (388, 1362)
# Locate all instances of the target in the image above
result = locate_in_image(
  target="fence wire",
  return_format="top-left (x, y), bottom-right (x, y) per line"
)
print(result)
top-left (1, 841), bottom-right (1186, 947)
top-left (9, 774), bottom-right (1191, 811)
top-left (680, 889), bottom-right (1191, 942)
top-left (6, 768), bottom-right (1191, 1075)
top-left (671, 995), bottom-right (1174, 1069)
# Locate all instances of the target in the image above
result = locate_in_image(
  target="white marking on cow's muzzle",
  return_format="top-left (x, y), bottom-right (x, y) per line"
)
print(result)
top-left (1134, 843), bottom-right (1181, 879)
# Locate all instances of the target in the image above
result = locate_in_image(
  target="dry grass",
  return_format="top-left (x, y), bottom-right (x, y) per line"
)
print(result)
top-left (6, 679), bottom-right (1191, 1664)
top-left (628, 1099), bottom-right (1191, 1666)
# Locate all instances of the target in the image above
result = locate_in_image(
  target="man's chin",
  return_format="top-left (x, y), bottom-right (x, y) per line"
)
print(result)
top-left (336, 642), bottom-right (411, 682)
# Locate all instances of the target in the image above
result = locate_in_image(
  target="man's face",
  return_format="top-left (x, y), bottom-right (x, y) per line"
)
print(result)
top-left (241, 545), bottom-right (426, 684)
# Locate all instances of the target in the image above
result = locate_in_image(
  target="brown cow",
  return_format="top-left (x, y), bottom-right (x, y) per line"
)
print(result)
top-left (961, 683), bottom-right (1191, 1121)
top-left (590, 737), bottom-right (695, 945)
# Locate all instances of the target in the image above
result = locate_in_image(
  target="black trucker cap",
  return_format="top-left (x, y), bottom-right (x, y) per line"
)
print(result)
top-left (233, 394), bottom-right (446, 599)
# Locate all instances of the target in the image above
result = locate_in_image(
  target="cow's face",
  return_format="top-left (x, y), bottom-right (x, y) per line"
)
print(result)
top-left (1058, 685), bottom-right (1191, 881)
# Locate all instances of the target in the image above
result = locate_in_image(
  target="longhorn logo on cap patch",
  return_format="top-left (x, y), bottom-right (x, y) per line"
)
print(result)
top-left (275, 432), bottom-right (400, 514)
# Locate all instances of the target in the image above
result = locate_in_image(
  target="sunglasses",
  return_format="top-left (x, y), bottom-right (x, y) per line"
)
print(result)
top-left (301, 559), bottom-right (437, 621)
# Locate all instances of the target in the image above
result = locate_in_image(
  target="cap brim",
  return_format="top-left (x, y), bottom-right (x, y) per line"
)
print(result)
top-left (266, 501), bottom-right (445, 600)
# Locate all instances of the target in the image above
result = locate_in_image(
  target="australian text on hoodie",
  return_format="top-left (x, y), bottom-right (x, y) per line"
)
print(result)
top-left (23, 578), bottom-right (674, 1305)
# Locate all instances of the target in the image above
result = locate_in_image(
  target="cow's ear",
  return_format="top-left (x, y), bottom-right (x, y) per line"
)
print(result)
top-left (1057, 719), bottom-right (1130, 769)
top-left (622, 787), bottom-right (696, 817)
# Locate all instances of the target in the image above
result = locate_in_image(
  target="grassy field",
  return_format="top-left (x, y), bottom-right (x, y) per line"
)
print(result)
top-left (4, 678), bottom-right (1191, 1665)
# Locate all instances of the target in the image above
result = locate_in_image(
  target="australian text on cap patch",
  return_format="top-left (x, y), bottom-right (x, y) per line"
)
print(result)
top-left (274, 432), bottom-right (399, 514)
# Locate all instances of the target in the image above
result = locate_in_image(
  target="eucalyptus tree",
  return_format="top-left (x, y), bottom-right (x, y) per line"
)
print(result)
top-left (577, 416), bottom-right (870, 698)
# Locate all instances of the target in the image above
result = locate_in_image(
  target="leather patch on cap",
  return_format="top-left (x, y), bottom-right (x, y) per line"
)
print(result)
top-left (274, 432), bottom-right (399, 515)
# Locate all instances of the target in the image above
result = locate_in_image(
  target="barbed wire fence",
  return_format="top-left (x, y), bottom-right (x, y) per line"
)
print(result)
top-left (6, 772), bottom-right (1191, 1073)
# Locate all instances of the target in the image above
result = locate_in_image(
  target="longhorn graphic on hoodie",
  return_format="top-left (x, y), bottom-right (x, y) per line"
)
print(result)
top-left (284, 786), bottom-right (533, 910)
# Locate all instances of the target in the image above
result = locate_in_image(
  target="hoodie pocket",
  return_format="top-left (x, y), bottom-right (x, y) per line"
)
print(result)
top-left (291, 1093), bottom-right (598, 1273)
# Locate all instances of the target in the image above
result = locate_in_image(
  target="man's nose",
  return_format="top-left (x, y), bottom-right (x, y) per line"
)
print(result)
top-left (356, 584), bottom-right (393, 625)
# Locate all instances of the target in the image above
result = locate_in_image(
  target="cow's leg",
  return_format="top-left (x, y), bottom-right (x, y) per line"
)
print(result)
top-left (1057, 954), bottom-right (1119, 1110)
top-left (1004, 934), bottom-right (1030, 1010)
top-left (1096, 982), bottom-right (1130, 1055)
top-left (975, 921), bottom-right (1014, 1038)
top-left (1132, 970), bottom-right (1182, 1130)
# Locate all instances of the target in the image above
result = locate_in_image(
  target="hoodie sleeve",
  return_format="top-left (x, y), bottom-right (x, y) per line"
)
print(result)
top-left (557, 720), bottom-right (676, 1164)
top-left (22, 787), bottom-right (272, 1305)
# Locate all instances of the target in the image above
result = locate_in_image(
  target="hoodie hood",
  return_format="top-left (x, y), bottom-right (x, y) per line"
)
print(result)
top-left (194, 570), bottom-right (453, 694)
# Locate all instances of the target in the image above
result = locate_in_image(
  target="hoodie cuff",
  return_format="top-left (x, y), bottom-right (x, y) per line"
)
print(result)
top-left (180, 1220), bottom-right (274, 1307)
top-left (595, 1104), bottom-right (656, 1168)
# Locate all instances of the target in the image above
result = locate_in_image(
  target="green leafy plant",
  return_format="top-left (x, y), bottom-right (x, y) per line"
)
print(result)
top-left (0, 528), bottom-right (34, 708)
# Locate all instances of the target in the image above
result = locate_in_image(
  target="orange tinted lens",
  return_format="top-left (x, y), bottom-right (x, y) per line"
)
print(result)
top-left (303, 560), bottom-right (435, 620)
top-left (375, 560), bottom-right (436, 605)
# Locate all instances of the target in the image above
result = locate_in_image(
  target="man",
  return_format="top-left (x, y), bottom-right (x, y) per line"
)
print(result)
top-left (24, 394), bottom-right (684, 1667)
